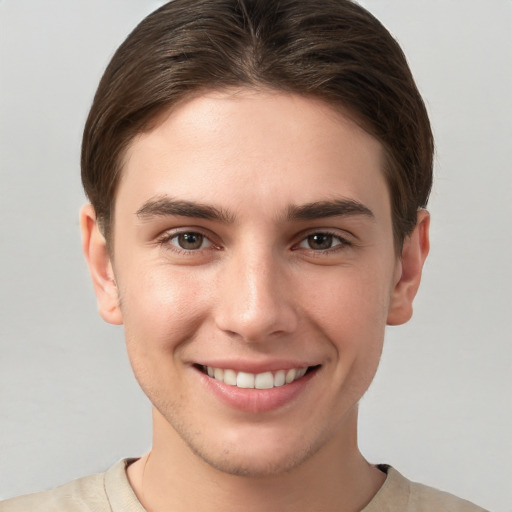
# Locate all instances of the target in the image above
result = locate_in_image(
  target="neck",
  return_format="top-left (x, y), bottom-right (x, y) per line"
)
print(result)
top-left (127, 407), bottom-right (385, 512)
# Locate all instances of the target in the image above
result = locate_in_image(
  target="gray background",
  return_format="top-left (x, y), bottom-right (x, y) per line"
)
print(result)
top-left (1, 1), bottom-right (511, 511)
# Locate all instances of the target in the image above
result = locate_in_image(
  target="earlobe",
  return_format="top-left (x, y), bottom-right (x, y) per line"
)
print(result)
top-left (80, 204), bottom-right (123, 325)
top-left (387, 209), bottom-right (430, 326)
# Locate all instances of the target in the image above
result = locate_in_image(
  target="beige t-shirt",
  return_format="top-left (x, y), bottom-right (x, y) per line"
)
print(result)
top-left (0, 460), bottom-right (489, 512)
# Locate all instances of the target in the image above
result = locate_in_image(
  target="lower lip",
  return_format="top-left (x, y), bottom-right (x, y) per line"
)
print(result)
top-left (197, 368), bottom-right (317, 413)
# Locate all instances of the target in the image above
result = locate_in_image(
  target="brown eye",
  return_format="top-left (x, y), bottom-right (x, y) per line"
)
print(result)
top-left (171, 232), bottom-right (209, 250)
top-left (298, 233), bottom-right (345, 251)
top-left (307, 233), bottom-right (334, 250)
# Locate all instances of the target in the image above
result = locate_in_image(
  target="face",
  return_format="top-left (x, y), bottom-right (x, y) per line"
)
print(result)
top-left (84, 89), bottom-right (423, 477)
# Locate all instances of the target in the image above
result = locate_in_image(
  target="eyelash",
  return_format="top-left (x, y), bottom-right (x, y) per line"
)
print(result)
top-left (156, 229), bottom-right (352, 256)
top-left (295, 230), bottom-right (352, 254)
top-left (156, 230), bottom-right (217, 255)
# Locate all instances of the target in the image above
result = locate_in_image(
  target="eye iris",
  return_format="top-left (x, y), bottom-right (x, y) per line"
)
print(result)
top-left (178, 233), bottom-right (203, 250)
top-left (308, 233), bottom-right (333, 250)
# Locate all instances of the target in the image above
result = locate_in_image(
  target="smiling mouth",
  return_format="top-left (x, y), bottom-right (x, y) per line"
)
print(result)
top-left (198, 365), bottom-right (320, 389)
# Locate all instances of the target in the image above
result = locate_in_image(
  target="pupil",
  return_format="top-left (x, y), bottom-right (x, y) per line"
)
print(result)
top-left (178, 233), bottom-right (203, 250)
top-left (309, 234), bottom-right (332, 250)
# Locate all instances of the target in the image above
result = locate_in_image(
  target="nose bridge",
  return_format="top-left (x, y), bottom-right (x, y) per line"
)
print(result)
top-left (214, 243), bottom-right (297, 341)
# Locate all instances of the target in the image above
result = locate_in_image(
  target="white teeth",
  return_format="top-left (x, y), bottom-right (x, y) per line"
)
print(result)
top-left (236, 371), bottom-right (255, 388)
top-left (296, 368), bottom-right (307, 379)
top-left (223, 369), bottom-right (237, 386)
top-left (204, 366), bottom-right (310, 389)
top-left (285, 368), bottom-right (297, 384)
top-left (254, 371), bottom-right (274, 389)
top-left (274, 370), bottom-right (285, 387)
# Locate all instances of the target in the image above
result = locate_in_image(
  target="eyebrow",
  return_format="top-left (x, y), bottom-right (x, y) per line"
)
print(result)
top-left (136, 196), bottom-right (374, 224)
top-left (286, 199), bottom-right (374, 221)
top-left (136, 197), bottom-right (235, 223)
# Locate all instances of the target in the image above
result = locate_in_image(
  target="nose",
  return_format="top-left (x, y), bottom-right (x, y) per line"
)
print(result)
top-left (213, 248), bottom-right (299, 343)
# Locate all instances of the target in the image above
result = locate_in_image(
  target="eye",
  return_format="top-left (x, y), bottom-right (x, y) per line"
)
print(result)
top-left (168, 232), bottom-right (212, 251)
top-left (298, 232), bottom-right (346, 251)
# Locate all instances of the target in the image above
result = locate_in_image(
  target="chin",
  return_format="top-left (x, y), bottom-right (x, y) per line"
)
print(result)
top-left (190, 441), bottom-right (318, 478)
top-left (178, 419), bottom-right (330, 478)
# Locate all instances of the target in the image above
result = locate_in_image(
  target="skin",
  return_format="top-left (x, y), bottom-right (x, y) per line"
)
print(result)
top-left (81, 89), bottom-right (429, 512)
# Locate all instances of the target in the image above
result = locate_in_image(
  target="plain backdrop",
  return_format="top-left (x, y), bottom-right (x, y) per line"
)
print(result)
top-left (1, 1), bottom-right (511, 511)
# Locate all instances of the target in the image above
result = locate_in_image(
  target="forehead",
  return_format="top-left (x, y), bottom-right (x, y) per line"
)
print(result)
top-left (117, 89), bottom-right (389, 222)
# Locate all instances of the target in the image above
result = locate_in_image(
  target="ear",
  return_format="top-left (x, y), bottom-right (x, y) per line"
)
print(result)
top-left (387, 209), bottom-right (430, 326)
top-left (80, 204), bottom-right (123, 325)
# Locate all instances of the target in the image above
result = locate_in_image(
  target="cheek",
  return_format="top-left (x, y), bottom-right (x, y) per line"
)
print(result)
top-left (299, 261), bottom-right (394, 382)
top-left (118, 265), bottom-right (211, 354)
top-left (116, 266), bottom-right (213, 407)
top-left (303, 262), bottom-right (394, 336)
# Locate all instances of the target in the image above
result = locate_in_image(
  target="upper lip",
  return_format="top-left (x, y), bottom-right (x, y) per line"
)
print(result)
top-left (194, 359), bottom-right (319, 374)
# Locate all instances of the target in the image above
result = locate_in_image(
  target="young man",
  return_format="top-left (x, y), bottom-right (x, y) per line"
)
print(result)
top-left (1, 0), bottom-right (488, 511)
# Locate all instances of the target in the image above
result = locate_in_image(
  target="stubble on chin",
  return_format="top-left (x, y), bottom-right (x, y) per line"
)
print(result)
top-left (153, 403), bottom-right (335, 479)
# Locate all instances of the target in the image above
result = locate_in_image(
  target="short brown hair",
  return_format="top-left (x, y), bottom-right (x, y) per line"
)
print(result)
top-left (81, 0), bottom-right (433, 249)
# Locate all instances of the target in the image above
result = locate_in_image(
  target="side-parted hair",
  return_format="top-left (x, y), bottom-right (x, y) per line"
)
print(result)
top-left (81, 0), bottom-right (433, 249)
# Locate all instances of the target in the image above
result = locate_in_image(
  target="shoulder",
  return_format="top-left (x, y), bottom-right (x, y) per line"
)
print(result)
top-left (407, 477), bottom-right (489, 512)
top-left (0, 473), bottom-right (107, 512)
top-left (0, 459), bottom-right (139, 512)
top-left (364, 465), bottom-right (489, 512)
